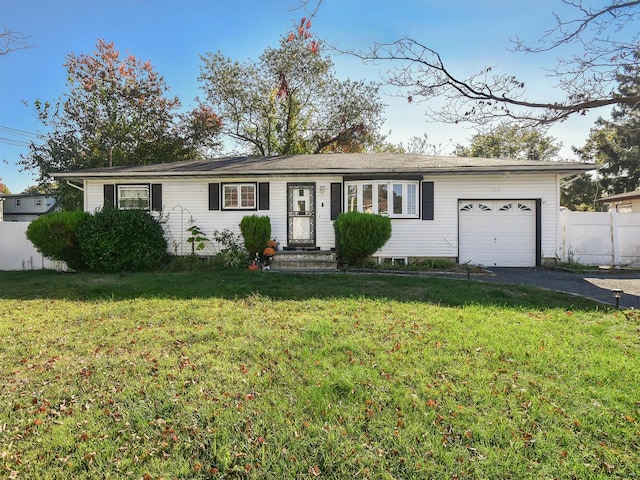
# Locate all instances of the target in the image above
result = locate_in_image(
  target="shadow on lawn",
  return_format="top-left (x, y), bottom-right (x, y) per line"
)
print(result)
top-left (0, 269), bottom-right (610, 311)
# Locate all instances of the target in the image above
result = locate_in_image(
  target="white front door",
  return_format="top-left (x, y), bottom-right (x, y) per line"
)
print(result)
top-left (459, 200), bottom-right (537, 267)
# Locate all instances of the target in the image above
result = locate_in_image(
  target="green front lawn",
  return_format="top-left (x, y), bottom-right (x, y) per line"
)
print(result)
top-left (1, 270), bottom-right (638, 478)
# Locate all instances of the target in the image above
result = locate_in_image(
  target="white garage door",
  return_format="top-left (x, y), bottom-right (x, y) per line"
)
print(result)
top-left (459, 200), bottom-right (536, 267)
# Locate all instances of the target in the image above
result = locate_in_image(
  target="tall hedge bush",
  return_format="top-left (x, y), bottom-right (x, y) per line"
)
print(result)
top-left (77, 208), bottom-right (167, 273)
top-left (239, 215), bottom-right (271, 258)
top-left (334, 211), bottom-right (392, 265)
top-left (26, 210), bottom-right (90, 271)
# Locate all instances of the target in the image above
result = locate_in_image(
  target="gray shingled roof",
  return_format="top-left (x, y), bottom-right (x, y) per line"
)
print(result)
top-left (53, 154), bottom-right (594, 180)
top-left (595, 189), bottom-right (640, 203)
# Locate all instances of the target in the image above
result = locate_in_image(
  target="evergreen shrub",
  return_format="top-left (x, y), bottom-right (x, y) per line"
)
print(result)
top-left (26, 210), bottom-right (90, 271)
top-left (239, 215), bottom-right (271, 258)
top-left (77, 207), bottom-right (167, 273)
top-left (334, 211), bottom-right (392, 265)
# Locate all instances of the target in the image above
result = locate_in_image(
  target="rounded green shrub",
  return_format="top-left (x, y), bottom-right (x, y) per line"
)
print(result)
top-left (77, 208), bottom-right (167, 273)
top-left (239, 215), bottom-right (271, 258)
top-left (334, 211), bottom-right (392, 265)
top-left (26, 210), bottom-right (90, 271)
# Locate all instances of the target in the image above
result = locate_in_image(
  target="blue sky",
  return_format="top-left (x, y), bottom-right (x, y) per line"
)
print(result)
top-left (0, 0), bottom-right (604, 193)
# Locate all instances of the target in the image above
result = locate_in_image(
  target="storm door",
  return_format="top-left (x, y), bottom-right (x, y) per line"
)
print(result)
top-left (287, 183), bottom-right (316, 248)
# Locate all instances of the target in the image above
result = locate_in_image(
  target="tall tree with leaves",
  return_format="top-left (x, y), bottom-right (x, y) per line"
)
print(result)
top-left (199, 20), bottom-right (385, 156)
top-left (577, 51), bottom-right (640, 196)
top-left (22, 39), bottom-right (222, 209)
top-left (560, 174), bottom-right (600, 211)
top-left (454, 123), bottom-right (562, 160)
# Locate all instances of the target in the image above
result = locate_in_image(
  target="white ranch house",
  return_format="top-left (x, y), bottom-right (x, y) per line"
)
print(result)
top-left (53, 154), bottom-right (592, 268)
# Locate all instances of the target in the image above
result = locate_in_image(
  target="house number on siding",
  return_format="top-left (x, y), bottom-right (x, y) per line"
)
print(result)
top-left (491, 187), bottom-right (501, 192)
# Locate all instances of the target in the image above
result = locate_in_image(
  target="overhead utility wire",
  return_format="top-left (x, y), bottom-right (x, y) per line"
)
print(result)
top-left (0, 136), bottom-right (31, 147)
top-left (0, 125), bottom-right (40, 148)
top-left (0, 125), bottom-right (40, 139)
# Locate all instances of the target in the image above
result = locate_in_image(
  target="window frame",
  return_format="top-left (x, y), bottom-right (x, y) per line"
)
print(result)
top-left (345, 180), bottom-right (420, 218)
top-left (222, 182), bottom-right (257, 211)
top-left (117, 184), bottom-right (150, 210)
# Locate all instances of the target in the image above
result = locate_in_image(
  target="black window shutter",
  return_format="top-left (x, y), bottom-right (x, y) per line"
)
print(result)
top-left (258, 182), bottom-right (270, 210)
top-left (104, 184), bottom-right (115, 208)
top-left (330, 183), bottom-right (342, 220)
top-left (208, 183), bottom-right (220, 210)
top-left (422, 181), bottom-right (434, 220)
top-left (151, 184), bottom-right (162, 211)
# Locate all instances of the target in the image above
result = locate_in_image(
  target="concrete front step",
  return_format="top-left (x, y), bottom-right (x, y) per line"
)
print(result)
top-left (269, 250), bottom-right (338, 271)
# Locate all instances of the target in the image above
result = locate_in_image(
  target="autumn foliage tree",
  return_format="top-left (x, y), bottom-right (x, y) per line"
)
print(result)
top-left (22, 39), bottom-right (222, 209)
top-left (198, 20), bottom-right (385, 156)
top-left (0, 177), bottom-right (10, 194)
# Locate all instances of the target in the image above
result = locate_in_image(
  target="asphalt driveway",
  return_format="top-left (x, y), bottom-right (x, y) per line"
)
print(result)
top-left (476, 267), bottom-right (640, 309)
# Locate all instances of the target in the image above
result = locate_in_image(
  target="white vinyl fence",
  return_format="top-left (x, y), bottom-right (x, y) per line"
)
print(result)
top-left (559, 211), bottom-right (640, 267)
top-left (0, 222), bottom-right (66, 271)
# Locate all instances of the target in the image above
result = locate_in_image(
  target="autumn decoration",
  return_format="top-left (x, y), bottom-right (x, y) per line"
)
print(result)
top-left (247, 239), bottom-right (278, 271)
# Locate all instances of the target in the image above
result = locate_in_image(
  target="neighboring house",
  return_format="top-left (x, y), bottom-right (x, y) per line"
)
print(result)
top-left (595, 190), bottom-right (640, 213)
top-left (53, 154), bottom-right (592, 267)
top-left (0, 194), bottom-right (57, 222)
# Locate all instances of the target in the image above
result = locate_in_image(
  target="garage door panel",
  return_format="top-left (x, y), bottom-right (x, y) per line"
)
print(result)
top-left (459, 200), bottom-right (536, 267)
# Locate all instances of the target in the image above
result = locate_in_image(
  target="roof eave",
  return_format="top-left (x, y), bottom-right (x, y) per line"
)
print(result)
top-left (52, 164), bottom-right (595, 180)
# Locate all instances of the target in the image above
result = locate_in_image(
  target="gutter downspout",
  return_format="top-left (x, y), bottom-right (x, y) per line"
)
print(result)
top-left (66, 180), bottom-right (88, 212)
top-left (66, 181), bottom-right (84, 192)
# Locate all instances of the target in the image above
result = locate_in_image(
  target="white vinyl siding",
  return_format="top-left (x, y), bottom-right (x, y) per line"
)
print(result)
top-left (83, 172), bottom-right (561, 263)
top-left (372, 174), bottom-right (558, 263)
top-left (84, 177), bottom-right (342, 256)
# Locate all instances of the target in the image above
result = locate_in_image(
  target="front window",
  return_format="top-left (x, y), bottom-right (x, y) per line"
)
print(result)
top-left (377, 184), bottom-right (388, 215)
top-left (392, 183), bottom-right (403, 215)
top-left (362, 184), bottom-right (373, 213)
top-left (345, 181), bottom-right (419, 218)
top-left (118, 185), bottom-right (150, 210)
top-left (347, 184), bottom-right (358, 212)
top-left (223, 183), bottom-right (256, 209)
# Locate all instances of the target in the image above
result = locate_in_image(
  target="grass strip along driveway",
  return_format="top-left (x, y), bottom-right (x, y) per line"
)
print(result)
top-left (1, 270), bottom-right (638, 479)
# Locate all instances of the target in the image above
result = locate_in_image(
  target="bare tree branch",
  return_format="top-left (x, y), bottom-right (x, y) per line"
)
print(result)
top-left (351, 1), bottom-right (640, 126)
top-left (512, 0), bottom-right (640, 53)
top-left (289, 0), bottom-right (322, 21)
top-left (0, 26), bottom-right (31, 56)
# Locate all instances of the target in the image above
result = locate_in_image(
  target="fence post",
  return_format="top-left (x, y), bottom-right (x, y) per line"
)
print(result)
top-left (610, 211), bottom-right (620, 267)
top-left (559, 210), bottom-right (567, 263)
